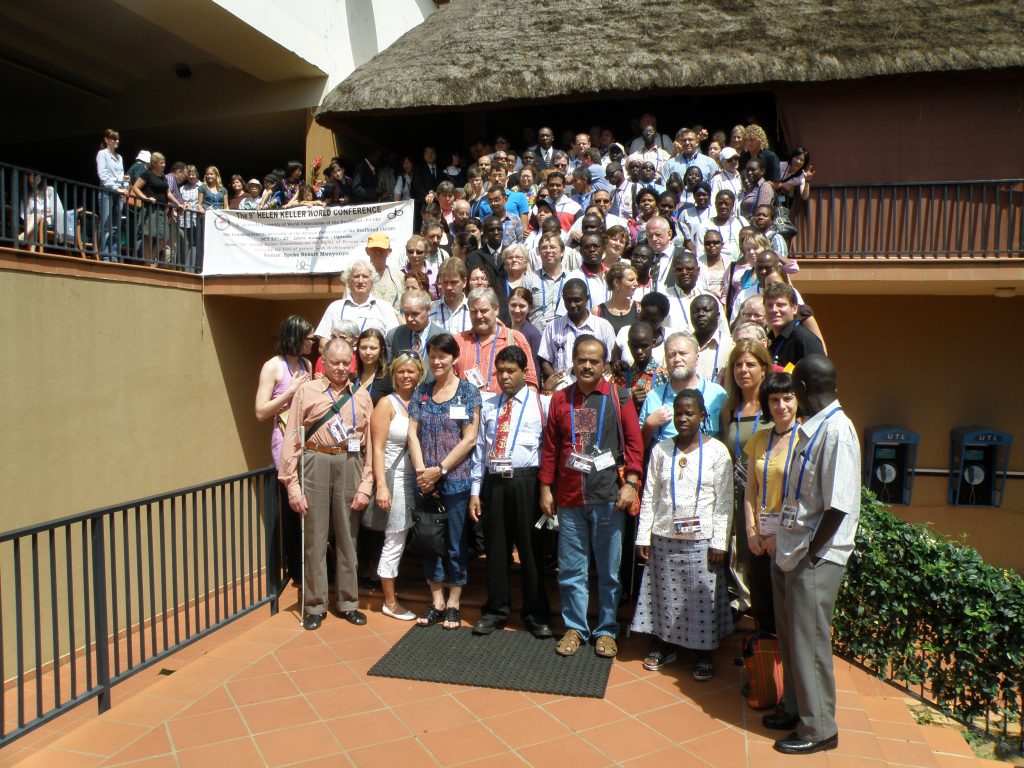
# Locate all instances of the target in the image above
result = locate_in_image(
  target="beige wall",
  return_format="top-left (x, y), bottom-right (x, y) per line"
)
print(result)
top-left (808, 293), bottom-right (1024, 572)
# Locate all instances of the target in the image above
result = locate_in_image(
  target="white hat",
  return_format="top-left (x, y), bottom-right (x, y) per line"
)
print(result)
top-left (136, 150), bottom-right (152, 163)
top-left (719, 147), bottom-right (739, 161)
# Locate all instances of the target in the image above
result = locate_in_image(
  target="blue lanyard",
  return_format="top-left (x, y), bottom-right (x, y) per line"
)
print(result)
top-left (674, 288), bottom-right (690, 327)
top-left (475, 330), bottom-right (501, 383)
top-left (339, 301), bottom-right (370, 332)
top-left (541, 273), bottom-right (565, 312)
top-left (570, 385), bottom-right (606, 452)
top-left (671, 438), bottom-right (703, 517)
top-left (659, 379), bottom-right (710, 435)
top-left (734, 409), bottom-right (761, 459)
top-left (491, 390), bottom-right (534, 457)
top-left (709, 344), bottom-right (720, 381)
top-left (762, 425), bottom-right (797, 511)
top-left (390, 393), bottom-right (409, 415)
top-left (789, 407), bottom-right (842, 502)
top-left (328, 386), bottom-right (356, 429)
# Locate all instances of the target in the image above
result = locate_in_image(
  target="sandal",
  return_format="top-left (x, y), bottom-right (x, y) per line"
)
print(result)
top-left (643, 648), bottom-right (677, 671)
top-left (693, 660), bottom-right (714, 682)
top-left (442, 607), bottom-right (462, 630)
top-left (594, 635), bottom-right (618, 658)
top-left (417, 606), bottom-right (445, 626)
top-left (556, 629), bottom-right (583, 657)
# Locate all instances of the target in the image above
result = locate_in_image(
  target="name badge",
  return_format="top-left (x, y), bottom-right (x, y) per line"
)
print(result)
top-left (489, 457), bottom-right (513, 477)
top-left (780, 501), bottom-right (799, 530)
top-left (566, 452), bottom-right (594, 473)
top-left (673, 517), bottom-right (701, 537)
top-left (347, 437), bottom-right (362, 454)
top-left (758, 508), bottom-right (781, 536)
top-left (592, 450), bottom-right (616, 471)
top-left (465, 367), bottom-right (486, 388)
top-left (450, 404), bottom-right (468, 420)
top-left (328, 418), bottom-right (345, 443)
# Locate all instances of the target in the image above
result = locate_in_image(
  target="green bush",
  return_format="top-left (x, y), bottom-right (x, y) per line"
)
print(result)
top-left (834, 488), bottom-right (1024, 732)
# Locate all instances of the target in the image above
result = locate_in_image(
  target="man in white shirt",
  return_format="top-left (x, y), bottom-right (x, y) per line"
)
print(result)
top-left (627, 113), bottom-right (673, 153)
top-left (663, 251), bottom-right (715, 331)
top-left (614, 292), bottom-right (670, 367)
top-left (691, 295), bottom-right (733, 384)
top-left (538, 278), bottom-right (616, 391)
top-left (430, 258), bottom-right (473, 334)
top-left (469, 345), bottom-right (552, 637)
top-left (566, 188), bottom-right (627, 244)
top-left (765, 355), bottom-right (860, 757)
top-left (315, 259), bottom-right (400, 340)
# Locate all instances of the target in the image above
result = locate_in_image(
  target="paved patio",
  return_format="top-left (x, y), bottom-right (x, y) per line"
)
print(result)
top-left (0, 579), bottom-right (1010, 768)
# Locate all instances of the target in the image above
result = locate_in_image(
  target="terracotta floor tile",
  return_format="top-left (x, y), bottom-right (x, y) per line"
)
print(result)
top-left (543, 695), bottom-right (627, 731)
top-left (226, 671), bottom-right (301, 705)
top-left (14, 749), bottom-right (105, 768)
top-left (747, 739), bottom-right (832, 767)
top-left (167, 654), bottom-right (251, 682)
top-left (831, 729), bottom-right (886, 761)
top-left (100, 694), bottom-right (188, 727)
top-left (451, 686), bottom-right (533, 718)
top-left (288, 661), bottom-right (362, 693)
top-left (143, 673), bottom-right (220, 703)
top-left (931, 756), bottom-right (978, 768)
top-left (392, 694), bottom-right (475, 734)
top-left (602, 678), bottom-right (680, 715)
top-left (207, 639), bottom-right (280, 662)
top-left (328, 634), bottom-right (392, 661)
top-left (175, 685), bottom-right (235, 718)
top-left (578, 716), bottom-right (675, 762)
top-left (515, 733), bottom-right (615, 768)
top-left (872, 719), bottom-right (928, 741)
top-left (877, 736), bottom-right (942, 767)
top-left (102, 755), bottom-right (178, 768)
top-left (678, 727), bottom-right (747, 768)
top-left (860, 696), bottom-right (916, 724)
top-left (240, 694), bottom-right (319, 734)
top-left (274, 642), bottom-right (343, 671)
top-left (102, 725), bottom-right (173, 765)
top-left (254, 720), bottom-right (343, 766)
top-left (836, 689), bottom-right (863, 709)
top-left (227, 651), bottom-right (285, 680)
top-left (606, 661), bottom-right (642, 687)
top-left (826, 756), bottom-right (889, 768)
top-left (325, 709), bottom-right (413, 751)
top-left (306, 683), bottom-right (385, 720)
top-left (174, 736), bottom-right (264, 768)
top-left (836, 705), bottom-right (875, 733)
top-left (418, 721), bottom-right (508, 764)
top-left (688, 687), bottom-right (747, 728)
top-left (166, 708), bottom-right (249, 751)
top-left (642, 701), bottom-right (729, 744)
top-left (49, 718), bottom-right (150, 757)
top-left (621, 744), bottom-right (713, 767)
top-left (483, 706), bottom-right (571, 749)
top-left (919, 726), bottom-right (973, 757)
top-left (347, 735), bottom-right (438, 767)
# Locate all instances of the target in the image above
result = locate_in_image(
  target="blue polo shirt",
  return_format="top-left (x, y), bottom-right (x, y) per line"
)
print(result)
top-left (638, 376), bottom-right (728, 440)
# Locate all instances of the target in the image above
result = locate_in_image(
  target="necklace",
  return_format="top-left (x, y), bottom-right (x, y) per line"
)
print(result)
top-left (773, 424), bottom-right (795, 437)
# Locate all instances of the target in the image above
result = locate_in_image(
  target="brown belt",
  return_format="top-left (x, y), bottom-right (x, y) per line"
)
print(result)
top-left (304, 443), bottom-right (352, 456)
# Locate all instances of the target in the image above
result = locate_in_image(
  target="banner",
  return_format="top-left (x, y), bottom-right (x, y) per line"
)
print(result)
top-left (201, 201), bottom-right (413, 276)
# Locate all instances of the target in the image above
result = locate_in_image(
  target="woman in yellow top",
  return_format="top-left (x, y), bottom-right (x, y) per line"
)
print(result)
top-left (742, 372), bottom-right (799, 633)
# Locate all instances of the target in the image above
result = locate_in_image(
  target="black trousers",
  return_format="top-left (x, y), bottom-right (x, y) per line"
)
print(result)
top-left (480, 471), bottom-right (550, 623)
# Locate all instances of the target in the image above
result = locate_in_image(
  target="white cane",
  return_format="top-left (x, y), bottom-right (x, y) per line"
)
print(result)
top-left (298, 424), bottom-right (306, 626)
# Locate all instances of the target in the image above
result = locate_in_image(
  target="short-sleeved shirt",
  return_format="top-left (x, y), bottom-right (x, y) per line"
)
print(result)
top-left (538, 312), bottom-right (617, 373)
top-left (638, 377), bottom-right (728, 440)
top-left (408, 379), bottom-right (482, 496)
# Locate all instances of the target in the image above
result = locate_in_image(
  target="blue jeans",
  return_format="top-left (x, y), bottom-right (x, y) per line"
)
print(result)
top-left (557, 503), bottom-right (624, 640)
top-left (422, 492), bottom-right (470, 586)
top-left (98, 189), bottom-right (122, 261)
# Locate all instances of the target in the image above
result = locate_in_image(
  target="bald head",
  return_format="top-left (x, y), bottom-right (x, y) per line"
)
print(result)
top-left (793, 354), bottom-right (838, 413)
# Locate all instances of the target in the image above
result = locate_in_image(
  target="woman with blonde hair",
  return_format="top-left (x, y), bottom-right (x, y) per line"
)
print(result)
top-left (740, 124), bottom-right (780, 183)
top-left (197, 165), bottom-right (227, 211)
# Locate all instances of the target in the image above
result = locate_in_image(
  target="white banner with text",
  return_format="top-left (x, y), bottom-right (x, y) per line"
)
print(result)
top-left (201, 201), bottom-right (413, 276)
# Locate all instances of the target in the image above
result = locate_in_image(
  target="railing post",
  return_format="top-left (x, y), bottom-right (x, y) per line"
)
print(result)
top-left (90, 517), bottom-right (111, 713)
top-left (264, 471), bottom-right (280, 615)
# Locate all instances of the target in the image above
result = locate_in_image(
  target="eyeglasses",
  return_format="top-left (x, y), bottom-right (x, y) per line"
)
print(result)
top-left (406, 249), bottom-right (425, 254)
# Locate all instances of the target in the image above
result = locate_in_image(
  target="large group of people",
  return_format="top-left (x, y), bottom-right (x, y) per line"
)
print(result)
top-left (253, 114), bottom-right (858, 757)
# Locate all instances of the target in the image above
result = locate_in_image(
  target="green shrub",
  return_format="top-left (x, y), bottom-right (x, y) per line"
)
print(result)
top-left (834, 488), bottom-right (1024, 733)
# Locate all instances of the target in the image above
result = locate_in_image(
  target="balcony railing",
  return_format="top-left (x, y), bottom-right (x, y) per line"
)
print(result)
top-left (799, 178), bottom-right (1024, 259)
top-left (1, 162), bottom-right (204, 271)
top-left (0, 467), bottom-right (284, 748)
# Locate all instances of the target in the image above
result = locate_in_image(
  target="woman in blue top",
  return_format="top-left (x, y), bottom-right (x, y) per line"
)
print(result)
top-left (198, 165), bottom-right (227, 211)
top-left (407, 333), bottom-right (482, 630)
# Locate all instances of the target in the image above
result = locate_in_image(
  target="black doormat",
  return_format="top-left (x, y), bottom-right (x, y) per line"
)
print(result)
top-left (367, 625), bottom-right (612, 698)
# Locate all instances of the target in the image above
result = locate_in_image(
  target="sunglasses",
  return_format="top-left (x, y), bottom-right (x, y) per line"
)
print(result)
top-left (406, 249), bottom-right (425, 254)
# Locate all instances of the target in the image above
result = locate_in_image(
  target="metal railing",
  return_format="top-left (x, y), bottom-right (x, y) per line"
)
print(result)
top-left (0, 467), bottom-right (283, 747)
top-left (799, 178), bottom-right (1024, 259)
top-left (1, 162), bottom-right (205, 271)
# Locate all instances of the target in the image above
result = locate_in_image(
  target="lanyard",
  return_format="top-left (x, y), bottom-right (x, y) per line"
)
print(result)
top-left (671, 438), bottom-right (703, 517)
top-left (788, 407), bottom-right (842, 502)
top-left (390, 393), bottom-right (409, 415)
top-left (491, 390), bottom-right (536, 457)
top-left (339, 300), bottom-right (370, 332)
top-left (328, 386), bottom-right (356, 429)
top-left (709, 343), bottom-right (720, 380)
top-left (762, 424), bottom-right (797, 511)
top-left (570, 385), bottom-right (606, 453)
top-left (734, 409), bottom-right (762, 460)
top-left (541, 273), bottom-right (565, 312)
top-left (674, 288), bottom-right (690, 327)
top-left (475, 330), bottom-right (501, 383)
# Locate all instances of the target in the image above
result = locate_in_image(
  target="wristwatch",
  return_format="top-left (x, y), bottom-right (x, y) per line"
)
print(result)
top-left (624, 478), bottom-right (639, 490)
top-left (438, 464), bottom-right (448, 477)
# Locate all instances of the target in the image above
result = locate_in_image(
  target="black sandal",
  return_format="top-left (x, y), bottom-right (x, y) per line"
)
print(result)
top-left (417, 606), bottom-right (444, 626)
top-left (442, 607), bottom-right (462, 630)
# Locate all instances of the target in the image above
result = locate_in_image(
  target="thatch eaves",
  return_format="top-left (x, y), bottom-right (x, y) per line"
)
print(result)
top-left (316, 0), bottom-right (1024, 121)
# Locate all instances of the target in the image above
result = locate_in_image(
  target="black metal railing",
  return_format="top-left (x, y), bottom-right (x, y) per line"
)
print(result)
top-left (0, 162), bottom-right (205, 271)
top-left (799, 178), bottom-right (1024, 258)
top-left (0, 467), bottom-right (283, 748)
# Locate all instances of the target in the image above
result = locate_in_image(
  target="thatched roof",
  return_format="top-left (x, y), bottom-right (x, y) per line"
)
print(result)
top-left (317, 0), bottom-right (1024, 121)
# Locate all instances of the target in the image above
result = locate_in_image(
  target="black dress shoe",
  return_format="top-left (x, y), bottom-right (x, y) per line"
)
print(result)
top-left (773, 732), bottom-right (838, 755)
top-left (302, 613), bottom-right (323, 631)
top-left (523, 618), bottom-right (554, 638)
top-left (472, 616), bottom-right (505, 635)
top-left (762, 711), bottom-right (800, 731)
top-left (338, 609), bottom-right (367, 625)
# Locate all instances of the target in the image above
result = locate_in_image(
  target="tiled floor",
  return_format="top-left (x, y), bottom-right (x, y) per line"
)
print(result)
top-left (2, 582), bottom-right (1012, 767)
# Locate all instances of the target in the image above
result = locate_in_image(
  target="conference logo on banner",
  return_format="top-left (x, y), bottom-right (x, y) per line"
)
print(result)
top-left (201, 201), bottom-right (413, 276)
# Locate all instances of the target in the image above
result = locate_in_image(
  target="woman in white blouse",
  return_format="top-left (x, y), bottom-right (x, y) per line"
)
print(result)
top-left (631, 389), bottom-right (734, 682)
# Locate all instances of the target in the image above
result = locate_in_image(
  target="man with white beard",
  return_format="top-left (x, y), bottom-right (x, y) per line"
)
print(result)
top-left (638, 331), bottom-right (727, 444)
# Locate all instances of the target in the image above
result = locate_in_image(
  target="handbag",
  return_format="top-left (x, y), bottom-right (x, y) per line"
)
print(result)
top-left (405, 494), bottom-right (448, 558)
top-left (361, 445), bottom-right (407, 532)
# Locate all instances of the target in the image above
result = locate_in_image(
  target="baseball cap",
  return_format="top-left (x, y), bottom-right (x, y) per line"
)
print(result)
top-left (366, 232), bottom-right (391, 249)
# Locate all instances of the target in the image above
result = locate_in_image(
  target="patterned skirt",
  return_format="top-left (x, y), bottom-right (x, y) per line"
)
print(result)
top-left (630, 535), bottom-right (734, 650)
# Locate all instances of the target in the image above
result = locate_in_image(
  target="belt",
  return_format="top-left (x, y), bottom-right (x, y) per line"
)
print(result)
top-left (304, 443), bottom-right (352, 456)
top-left (489, 467), bottom-right (538, 479)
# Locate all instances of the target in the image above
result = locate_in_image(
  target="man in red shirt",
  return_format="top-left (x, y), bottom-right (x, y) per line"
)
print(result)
top-left (539, 335), bottom-right (644, 659)
top-left (454, 287), bottom-right (538, 394)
